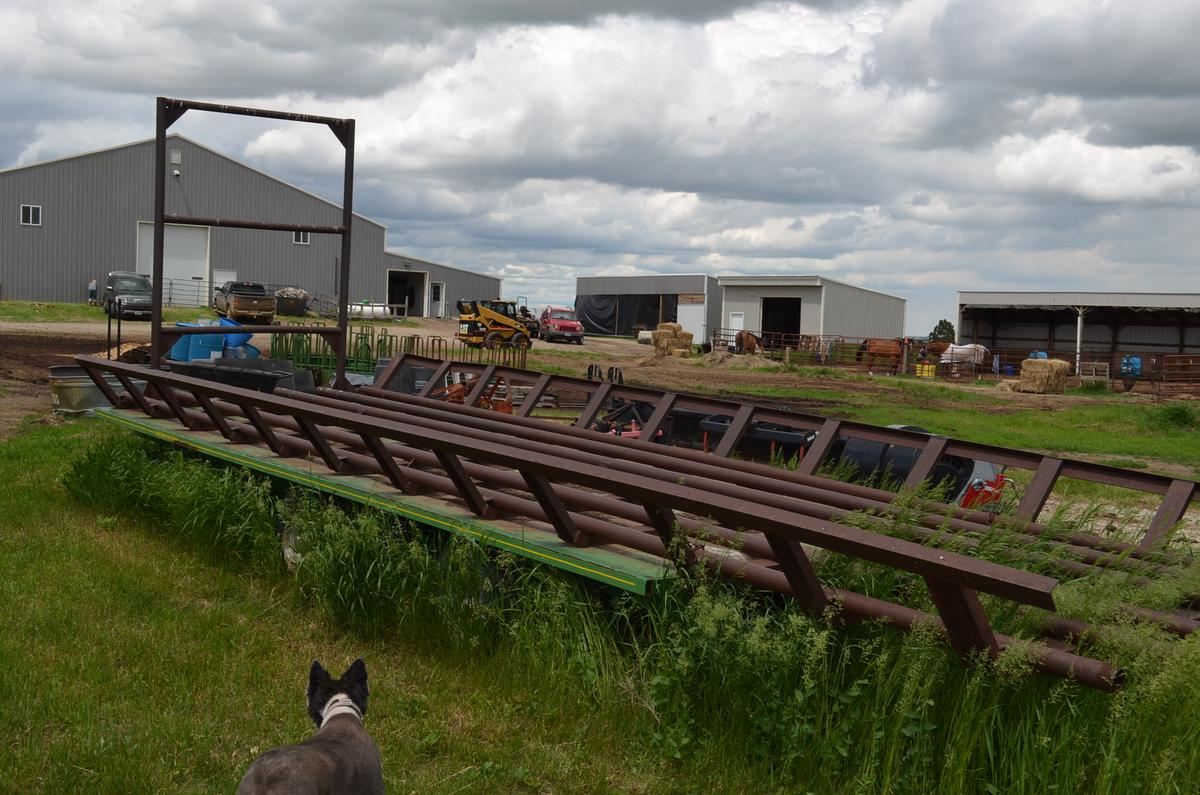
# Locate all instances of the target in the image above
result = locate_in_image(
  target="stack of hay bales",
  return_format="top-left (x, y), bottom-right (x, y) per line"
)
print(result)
top-left (651, 322), bottom-right (695, 357)
top-left (1016, 358), bottom-right (1070, 394)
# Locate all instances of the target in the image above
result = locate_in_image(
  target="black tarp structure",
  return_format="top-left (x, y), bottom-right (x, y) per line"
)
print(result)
top-left (575, 294), bottom-right (679, 336)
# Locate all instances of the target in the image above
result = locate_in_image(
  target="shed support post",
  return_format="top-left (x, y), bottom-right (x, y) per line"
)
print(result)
top-left (1074, 307), bottom-right (1087, 376)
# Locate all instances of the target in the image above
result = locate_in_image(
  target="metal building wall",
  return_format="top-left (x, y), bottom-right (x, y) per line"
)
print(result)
top-left (961, 318), bottom-right (1200, 354)
top-left (819, 280), bottom-right (906, 338)
top-left (719, 285), bottom-right (824, 334)
top-left (0, 140), bottom-right (152, 302)
top-left (575, 274), bottom-right (710, 296)
top-left (382, 252), bottom-right (502, 318)
top-left (704, 276), bottom-right (722, 343)
top-left (0, 135), bottom-right (501, 309)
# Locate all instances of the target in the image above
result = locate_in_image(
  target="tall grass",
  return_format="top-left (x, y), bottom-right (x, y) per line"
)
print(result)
top-left (61, 433), bottom-right (1200, 792)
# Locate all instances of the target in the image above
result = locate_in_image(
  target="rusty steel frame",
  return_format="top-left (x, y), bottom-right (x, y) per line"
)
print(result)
top-left (150, 97), bottom-right (356, 386)
top-left (376, 353), bottom-right (1200, 551)
top-left (78, 357), bottom-right (1197, 690)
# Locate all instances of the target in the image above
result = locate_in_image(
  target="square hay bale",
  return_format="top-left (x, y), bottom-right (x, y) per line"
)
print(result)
top-left (672, 331), bottom-right (694, 348)
top-left (669, 347), bottom-right (691, 358)
top-left (1017, 358), bottom-right (1070, 394)
top-left (656, 322), bottom-right (683, 334)
top-left (651, 330), bottom-right (675, 346)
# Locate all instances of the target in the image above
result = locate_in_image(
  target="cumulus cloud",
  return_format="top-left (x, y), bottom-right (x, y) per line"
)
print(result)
top-left (4, 0), bottom-right (1200, 335)
top-left (994, 132), bottom-right (1200, 203)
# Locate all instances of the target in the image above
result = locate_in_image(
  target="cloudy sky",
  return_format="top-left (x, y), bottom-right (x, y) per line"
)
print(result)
top-left (5, 0), bottom-right (1200, 334)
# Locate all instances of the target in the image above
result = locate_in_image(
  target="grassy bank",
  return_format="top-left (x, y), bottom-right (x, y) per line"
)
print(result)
top-left (0, 300), bottom-right (219, 324)
top-left (4, 422), bottom-right (1200, 792)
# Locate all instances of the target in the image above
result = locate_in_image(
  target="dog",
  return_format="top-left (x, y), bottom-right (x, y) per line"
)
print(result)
top-left (238, 658), bottom-right (385, 795)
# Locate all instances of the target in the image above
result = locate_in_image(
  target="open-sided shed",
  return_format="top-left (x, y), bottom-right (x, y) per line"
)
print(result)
top-left (957, 291), bottom-right (1200, 374)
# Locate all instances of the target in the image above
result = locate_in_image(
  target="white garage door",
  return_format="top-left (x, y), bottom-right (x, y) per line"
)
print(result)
top-left (136, 222), bottom-right (210, 306)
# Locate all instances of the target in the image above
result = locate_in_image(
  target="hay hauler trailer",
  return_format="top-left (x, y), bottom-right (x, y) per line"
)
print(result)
top-left (79, 349), bottom-right (1200, 692)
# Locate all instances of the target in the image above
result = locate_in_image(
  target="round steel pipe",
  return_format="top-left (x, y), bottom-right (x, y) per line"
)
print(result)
top-left (350, 385), bottom-right (1171, 565)
top-left (289, 388), bottom-right (1149, 580)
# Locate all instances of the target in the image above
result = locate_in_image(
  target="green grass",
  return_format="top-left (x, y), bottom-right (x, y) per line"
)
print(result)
top-left (5, 423), bottom-right (1200, 792)
top-left (0, 300), bottom-right (219, 324)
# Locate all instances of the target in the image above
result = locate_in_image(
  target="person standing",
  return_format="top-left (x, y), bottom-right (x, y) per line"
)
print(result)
top-left (87, 277), bottom-right (98, 306)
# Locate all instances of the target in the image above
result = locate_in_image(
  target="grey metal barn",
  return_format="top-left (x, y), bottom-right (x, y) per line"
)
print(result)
top-left (0, 135), bottom-right (500, 315)
top-left (717, 275), bottom-right (906, 339)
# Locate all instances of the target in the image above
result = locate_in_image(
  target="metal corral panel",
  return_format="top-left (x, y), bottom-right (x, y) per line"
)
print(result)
top-left (959, 291), bottom-right (1200, 310)
top-left (819, 279), bottom-right (906, 338)
top-left (0, 135), bottom-right (500, 309)
top-left (719, 284), bottom-right (823, 334)
top-left (576, 273), bottom-right (710, 296)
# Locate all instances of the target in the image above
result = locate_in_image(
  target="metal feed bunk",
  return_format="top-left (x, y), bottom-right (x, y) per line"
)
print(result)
top-left (78, 352), bottom-right (1200, 692)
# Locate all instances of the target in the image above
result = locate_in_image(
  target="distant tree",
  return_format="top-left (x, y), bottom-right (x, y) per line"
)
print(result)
top-left (929, 319), bottom-right (956, 342)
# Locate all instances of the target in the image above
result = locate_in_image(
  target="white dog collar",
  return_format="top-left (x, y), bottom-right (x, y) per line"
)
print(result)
top-left (321, 693), bottom-right (363, 727)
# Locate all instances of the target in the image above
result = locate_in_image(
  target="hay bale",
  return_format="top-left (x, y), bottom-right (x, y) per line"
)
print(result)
top-left (672, 331), bottom-right (694, 348)
top-left (656, 322), bottom-right (683, 334)
top-left (652, 336), bottom-right (674, 356)
top-left (651, 330), bottom-right (674, 345)
top-left (1017, 358), bottom-right (1070, 394)
top-left (670, 347), bottom-right (692, 358)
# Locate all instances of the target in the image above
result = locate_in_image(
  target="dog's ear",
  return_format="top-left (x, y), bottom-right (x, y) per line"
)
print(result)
top-left (342, 658), bottom-right (369, 715)
top-left (309, 659), bottom-right (332, 688)
top-left (307, 660), bottom-right (333, 727)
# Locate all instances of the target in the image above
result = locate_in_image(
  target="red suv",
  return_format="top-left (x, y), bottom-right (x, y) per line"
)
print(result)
top-left (539, 306), bottom-right (585, 344)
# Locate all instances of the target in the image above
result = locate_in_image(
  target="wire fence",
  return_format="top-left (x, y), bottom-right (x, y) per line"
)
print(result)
top-left (708, 327), bottom-right (1200, 391)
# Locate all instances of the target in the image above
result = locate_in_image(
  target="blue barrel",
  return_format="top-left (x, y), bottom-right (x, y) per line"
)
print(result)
top-left (1120, 355), bottom-right (1142, 378)
top-left (219, 317), bottom-right (253, 346)
top-left (169, 322), bottom-right (199, 360)
top-left (188, 331), bottom-right (225, 361)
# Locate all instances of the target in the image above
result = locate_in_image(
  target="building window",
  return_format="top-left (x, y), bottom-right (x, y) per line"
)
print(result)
top-left (293, 230), bottom-right (310, 245)
top-left (20, 204), bottom-right (41, 226)
top-left (169, 148), bottom-right (182, 164)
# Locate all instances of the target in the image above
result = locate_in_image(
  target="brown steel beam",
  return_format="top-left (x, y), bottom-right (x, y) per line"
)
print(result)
top-left (521, 470), bottom-right (589, 546)
top-left (434, 449), bottom-right (496, 519)
top-left (465, 366), bottom-right (497, 407)
top-left (713, 404), bottom-right (755, 458)
top-left (574, 381), bottom-right (614, 429)
top-left (639, 392), bottom-right (678, 441)
top-left (925, 579), bottom-right (1001, 660)
top-left (903, 436), bottom-right (950, 489)
top-left (1141, 480), bottom-right (1197, 549)
top-left (1016, 458), bottom-right (1064, 520)
top-left (796, 418), bottom-right (842, 475)
top-left (516, 372), bottom-right (553, 417)
top-left (417, 361), bottom-right (452, 397)
top-left (359, 432), bottom-right (418, 494)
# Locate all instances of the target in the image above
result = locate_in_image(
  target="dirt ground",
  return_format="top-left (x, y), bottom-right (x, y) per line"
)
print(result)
top-left (0, 316), bottom-right (1170, 435)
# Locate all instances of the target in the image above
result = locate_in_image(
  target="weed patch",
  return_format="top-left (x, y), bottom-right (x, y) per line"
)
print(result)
top-left (35, 429), bottom-right (1200, 791)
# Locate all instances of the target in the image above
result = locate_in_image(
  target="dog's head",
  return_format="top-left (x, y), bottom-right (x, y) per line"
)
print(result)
top-left (307, 658), bottom-right (369, 728)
